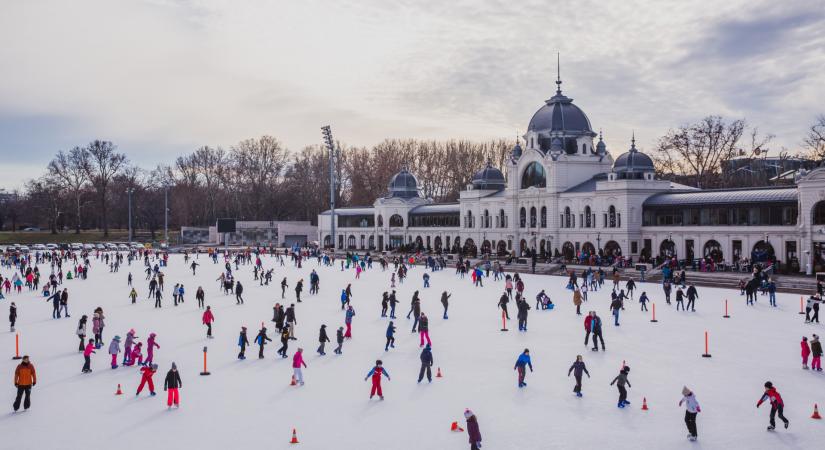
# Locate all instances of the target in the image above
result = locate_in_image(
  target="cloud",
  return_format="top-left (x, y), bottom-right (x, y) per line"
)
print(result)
top-left (0, 0), bottom-right (823, 189)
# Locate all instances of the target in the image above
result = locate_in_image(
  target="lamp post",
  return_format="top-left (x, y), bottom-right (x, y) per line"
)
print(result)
top-left (126, 188), bottom-right (134, 243)
top-left (164, 185), bottom-right (169, 245)
top-left (321, 126), bottom-right (338, 252)
top-left (596, 231), bottom-right (601, 253)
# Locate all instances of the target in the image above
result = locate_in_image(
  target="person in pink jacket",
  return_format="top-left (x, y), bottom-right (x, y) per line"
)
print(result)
top-left (292, 348), bottom-right (307, 386)
top-left (145, 333), bottom-right (160, 366)
top-left (202, 306), bottom-right (215, 338)
top-left (801, 336), bottom-right (811, 369)
top-left (82, 339), bottom-right (96, 373)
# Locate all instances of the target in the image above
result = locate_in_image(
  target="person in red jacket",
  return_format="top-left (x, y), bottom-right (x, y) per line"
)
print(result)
top-left (136, 363), bottom-right (158, 396)
top-left (364, 359), bottom-right (391, 400)
top-left (292, 348), bottom-right (306, 386)
top-left (202, 306), bottom-right (215, 339)
top-left (757, 381), bottom-right (789, 430)
top-left (583, 311), bottom-right (594, 347)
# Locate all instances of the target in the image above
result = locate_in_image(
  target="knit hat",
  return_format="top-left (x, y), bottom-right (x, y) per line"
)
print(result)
top-left (764, 381), bottom-right (773, 389)
top-left (464, 409), bottom-right (474, 419)
top-left (113, 335), bottom-right (121, 341)
top-left (171, 362), bottom-right (177, 370)
top-left (682, 386), bottom-right (691, 396)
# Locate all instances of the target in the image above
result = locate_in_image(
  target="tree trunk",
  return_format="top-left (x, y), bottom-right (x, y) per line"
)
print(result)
top-left (76, 194), bottom-right (82, 234)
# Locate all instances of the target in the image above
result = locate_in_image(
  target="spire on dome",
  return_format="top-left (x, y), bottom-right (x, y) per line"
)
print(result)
top-left (555, 52), bottom-right (562, 95)
top-left (630, 131), bottom-right (637, 152)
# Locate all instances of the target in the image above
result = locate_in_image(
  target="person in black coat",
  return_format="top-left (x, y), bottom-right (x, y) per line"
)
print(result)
top-left (686, 285), bottom-right (699, 311)
top-left (517, 296), bottom-right (531, 331)
top-left (441, 291), bottom-right (451, 319)
top-left (238, 327), bottom-right (250, 360)
top-left (317, 324), bottom-right (330, 355)
top-left (381, 292), bottom-right (389, 317)
top-left (675, 287), bottom-right (686, 311)
top-left (235, 281), bottom-right (244, 304)
top-left (591, 314), bottom-right (605, 351)
top-left (498, 293), bottom-right (510, 320)
top-left (256, 327), bottom-right (271, 359)
top-left (286, 304), bottom-right (297, 339)
top-left (567, 355), bottom-right (590, 397)
top-left (334, 326), bottom-right (345, 354)
top-left (418, 344), bottom-right (433, 383)
top-left (163, 362), bottom-right (182, 408)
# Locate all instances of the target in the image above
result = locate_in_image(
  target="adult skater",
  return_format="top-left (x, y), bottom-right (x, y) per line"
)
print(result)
top-left (202, 306), bottom-right (215, 338)
top-left (9, 302), bottom-right (17, 332)
top-left (418, 312), bottom-right (431, 346)
top-left (317, 325), bottom-right (330, 356)
top-left (108, 335), bottom-right (121, 369)
top-left (82, 338), bottom-right (95, 373)
top-left (679, 386), bottom-right (701, 441)
top-left (584, 311), bottom-right (594, 347)
top-left (76, 315), bottom-right (88, 352)
top-left (686, 284), bottom-right (699, 311)
top-left (639, 292), bottom-right (649, 311)
top-left (196, 286), bottom-right (205, 309)
top-left (409, 292), bottom-right (421, 332)
top-left (811, 334), bottom-right (822, 371)
top-left (164, 363), bottom-right (182, 409)
top-left (365, 359), bottom-right (391, 400)
top-left (441, 291), bottom-right (451, 319)
top-left (256, 326), bottom-right (272, 359)
top-left (344, 305), bottom-right (356, 338)
top-left (295, 279), bottom-right (303, 303)
top-left (235, 281), bottom-right (244, 305)
top-left (591, 313), bottom-right (605, 352)
top-left (385, 321), bottom-right (396, 351)
top-left (517, 296), bottom-right (531, 331)
top-left (381, 292), bottom-right (389, 317)
top-left (498, 292), bottom-right (510, 320)
top-left (388, 290), bottom-right (398, 319)
top-left (610, 366), bottom-right (631, 408)
top-left (238, 327), bottom-right (250, 360)
top-left (418, 344), bottom-right (433, 383)
top-left (757, 381), bottom-right (789, 430)
top-left (573, 287), bottom-right (582, 315)
top-left (514, 349), bottom-right (533, 388)
top-left (281, 277), bottom-right (288, 299)
top-left (465, 409), bottom-right (482, 450)
top-left (286, 304), bottom-right (297, 339)
top-left (136, 364), bottom-right (158, 396)
top-left (567, 355), bottom-right (590, 397)
top-left (675, 287), bottom-right (685, 311)
top-left (334, 326), bottom-right (344, 354)
top-left (12, 355), bottom-right (36, 412)
top-left (610, 294), bottom-right (623, 326)
top-left (292, 348), bottom-right (306, 386)
top-left (277, 327), bottom-right (290, 358)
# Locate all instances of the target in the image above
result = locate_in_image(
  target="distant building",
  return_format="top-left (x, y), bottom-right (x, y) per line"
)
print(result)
top-left (180, 220), bottom-right (317, 248)
top-left (317, 73), bottom-right (825, 274)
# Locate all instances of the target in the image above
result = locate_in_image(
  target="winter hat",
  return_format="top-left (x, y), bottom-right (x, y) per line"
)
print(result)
top-left (171, 362), bottom-right (177, 370)
top-left (113, 335), bottom-right (121, 341)
top-left (151, 364), bottom-right (158, 370)
top-left (149, 333), bottom-right (156, 338)
top-left (622, 366), bottom-right (630, 373)
top-left (764, 381), bottom-right (773, 389)
top-left (129, 329), bottom-right (135, 334)
top-left (803, 336), bottom-right (808, 341)
top-left (682, 386), bottom-right (691, 396)
top-left (321, 324), bottom-right (326, 328)
top-left (464, 409), bottom-right (474, 419)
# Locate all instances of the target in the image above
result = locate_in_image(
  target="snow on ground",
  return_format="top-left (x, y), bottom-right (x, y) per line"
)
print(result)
top-left (0, 254), bottom-right (822, 450)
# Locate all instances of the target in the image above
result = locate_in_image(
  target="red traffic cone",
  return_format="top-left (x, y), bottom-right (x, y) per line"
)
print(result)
top-left (290, 428), bottom-right (300, 444)
top-left (813, 404), bottom-right (822, 420)
top-left (641, 397), bottom-right (649, 411)
top-left (115, 384), bottom-right (123, 395)
top-left (450, 421), bottom-right (464, 432)
top-left (290, 375), bottom-right (297, 386)
top-left (436, 367), bottom-right (443, 378)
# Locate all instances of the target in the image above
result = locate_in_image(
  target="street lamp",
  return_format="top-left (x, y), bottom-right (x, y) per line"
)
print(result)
top-left (164, 184), bottom-right (170, 245)
top-left (126, 188), bottom-right (134, 243)
top-left (321, 125), bottom-right (338, 252)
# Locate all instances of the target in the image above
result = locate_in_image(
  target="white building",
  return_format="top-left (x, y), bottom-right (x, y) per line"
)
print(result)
top-left (318, 76), bottom-right (825, 274)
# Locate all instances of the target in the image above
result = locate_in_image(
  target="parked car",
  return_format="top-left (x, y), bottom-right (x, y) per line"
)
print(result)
top-left (117, 244), bottom-right (129, 251)
top-left (46, 243), bottom-right (58, 251)
top-left (83, 243), bottom-right (94, 250)
top-left (22, 227), bottom-right (40, 231)
top-left (19, 245), bottom-right (30, 253)
top-left (32, 244), bottom-right (47, 251)
top-left (105, 243), bottom-right (117, 250)
top-left (71, 243), bottom-right (83, 251)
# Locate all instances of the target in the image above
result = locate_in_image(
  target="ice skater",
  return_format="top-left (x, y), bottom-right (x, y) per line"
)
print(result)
top-left (256, 326), bottom-right (272, 359)
top-left (465, 409), bottom-right (482, 450)
top-left (610, 366), bottom-right (631, 408)
top-left (238, 327), bottom-right (250, 360)
top-left (567, 355), bottom-right (590, 397)
top-left (292, 348), bottom-right (306, 386)
top-left (385, 321), bottom-right (396, 351)
top-left (202, 306), bottom-right (215, 338)
top-left (317, 325), bottom-right (330, 356)
top-left (365, 359), bottom-right (391, 400)
top-left (418, 344), bottom-right (433, 383)
top-left (514, 349), bottom-right (533, 388)
top-left (145, 333), bottom-right (159, 366)
top-left (334, 326), bottom-right (345, 354)
top-left (136, 364), bottom-right (158, 396)
top-left (164, 363), bottom-right (182, 409)
top-left (679, 386), bottom-right (701, 441)
top-left (756, 381), bottom-right (789, 430)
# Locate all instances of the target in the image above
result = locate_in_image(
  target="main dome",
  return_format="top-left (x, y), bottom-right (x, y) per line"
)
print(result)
top-left (527, 82), bottom-right (593, 136)
top-left (387, 167), bottom-right (421, 198)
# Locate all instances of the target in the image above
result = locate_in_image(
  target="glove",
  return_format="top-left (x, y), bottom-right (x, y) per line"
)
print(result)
top-left (696, 407), bottom-right (701, 413)
top-left (364, 377), bottom-right (368, 382)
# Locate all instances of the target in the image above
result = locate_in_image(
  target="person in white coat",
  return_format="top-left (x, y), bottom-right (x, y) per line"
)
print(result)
top-left (679, 386), bottom-right (701, 441)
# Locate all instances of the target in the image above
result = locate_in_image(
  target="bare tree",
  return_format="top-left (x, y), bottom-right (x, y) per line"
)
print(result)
top-left (803, 114), bottom-right (825, 160)
top-left (48, 147), bottom-right (90, 233)
top-left (84, 140), bottom-right (127, 236)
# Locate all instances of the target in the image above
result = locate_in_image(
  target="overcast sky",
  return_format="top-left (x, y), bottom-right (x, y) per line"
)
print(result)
top-left (1, 0), bottom-right (823, 190)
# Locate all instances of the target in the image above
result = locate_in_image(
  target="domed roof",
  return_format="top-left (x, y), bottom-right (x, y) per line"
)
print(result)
top-left (596, 130), bottom-right (607, 154)
top-left (511, 141), bottom-right (523, 160)
top-left (613, 135), bottom-right (654, 173)
top-left (388, 167), bottom-right (421, 198)
top-left (471, 160), bottom-right (506, 191)
top-left (527, 76), bottom-right (593, 136)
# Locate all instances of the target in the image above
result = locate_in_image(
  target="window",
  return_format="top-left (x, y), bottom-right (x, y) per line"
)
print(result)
top-left (377, 215), bottom-right (383, 227)
top-left (608, 206), bottom-right (617, 228)
top-left (564, 207), bottom-right (571, 228)
top-left (520, 207), bottom-right (526, 228)
top-left (530, 207), bottom-right (537, 228)
top-left (520, 162), bottom-right (546, 189)
top-left (540, 207), bottom-right (547, 228)
top-left (499, 209), bottom-right (507, 228)
top-left (389, 214), bottom-right (404, 227)
top-left (483, 210), bottom-right (490, 228)
top-left (585, 206), bottom-right (592, 228)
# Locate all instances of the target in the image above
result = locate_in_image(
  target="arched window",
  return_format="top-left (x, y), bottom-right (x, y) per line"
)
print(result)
top-left (347, 235), bottom-right (356, 249)
top-left (483, 209), bottom-right (490, 228)
top-left (499, 209), bottom-right (506, 228)
top-left (389, 214), bottom-right (404, 227)
top-left (540, 206), bottom-right (547, 228)
top-left (530, 207), bottom-right (537, 228)
top-left (814, 201), bottom-right (825, 224)
top-left (465, 211), bottom-right (474, 228)
top-left (519, 207), bottom-right (526, 228)
top-left (377, 215), bottom-right (383, 227)
top-left (564, 207), bottom-right (571, 228)
top-left (608, 205), bottom-right (617, 228)
top-left (585, 206), bottom-right (592, 228)
top-left (582, 143), bottom-right (587, 154)
top-left (520, 162), bottom-right (547, 189)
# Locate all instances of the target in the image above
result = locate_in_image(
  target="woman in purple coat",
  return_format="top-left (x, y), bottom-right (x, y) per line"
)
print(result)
top-left (464, 409), bottom-right (482, 450)
top-left (145, 333), bottom-right (160, 366)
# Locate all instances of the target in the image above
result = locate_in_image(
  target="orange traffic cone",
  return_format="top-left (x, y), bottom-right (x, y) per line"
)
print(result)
top-left (450, 421), bottom-right (464, 432)
top-left (290, 375), bottom-right (297, 386)
top-left (813, 404), bottom-right (822, 420)
top-left (115, 384), bottom-right (123, 395)
top-left (641, 397), bottom-right (649, 411)
top-left (290, 428), bottom-right (300, 444)
top-left (436, 367), bottom-right (443, 378)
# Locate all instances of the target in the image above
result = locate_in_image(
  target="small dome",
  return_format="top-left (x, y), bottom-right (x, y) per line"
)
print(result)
top-left (388, 167), bottom-right (421, 198)
top-left (511, 142), bottom-right (523, 160)
top-left (471, 160), bottom-right (506, 191)
top-left (613, 135), bottom-right (654, 173)
top-left (596, 130), bottom-right (607, 154)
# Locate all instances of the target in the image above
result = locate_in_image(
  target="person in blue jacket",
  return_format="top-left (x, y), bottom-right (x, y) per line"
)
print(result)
top-left (514, 348), bottom-right (533, 388)
top-left (385, 321), bottom-right (396, 351)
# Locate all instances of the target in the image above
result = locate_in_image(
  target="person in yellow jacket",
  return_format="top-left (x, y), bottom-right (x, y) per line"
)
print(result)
top-left (573, 287), bottom-right (583, 315)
